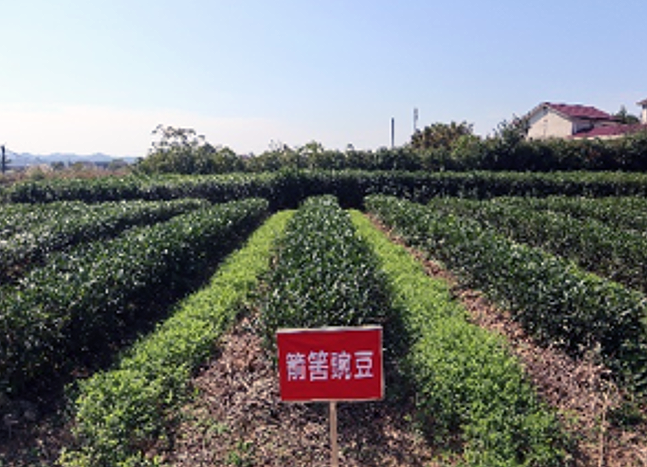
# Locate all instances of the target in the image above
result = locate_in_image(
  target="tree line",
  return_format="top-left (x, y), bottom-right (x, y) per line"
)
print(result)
top-left (136, 121), bottom-right (647, 175)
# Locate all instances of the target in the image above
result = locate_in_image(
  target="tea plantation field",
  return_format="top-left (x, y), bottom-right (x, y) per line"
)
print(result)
top-left (1, 170), bottom-right (646, 466)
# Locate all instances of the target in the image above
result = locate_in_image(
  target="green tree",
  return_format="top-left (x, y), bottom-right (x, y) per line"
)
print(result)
top-left (613, 106), bottom-right (641, 124)
top-left (410, 121), bottom-right (474, 150)
top-left (137, 125), bottom-right (242, 174)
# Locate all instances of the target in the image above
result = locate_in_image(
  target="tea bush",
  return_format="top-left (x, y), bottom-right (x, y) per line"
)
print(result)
top-left (0, 198), bottom-right (209, 284)
top-left (353, 211), bottom-right (568, 466)
top-left (0, 198), bottom-right (268, 397)
top-left (60, 211), bottom-right (293, 467)
top-left (426, 196), bottom-right (647, 293)
top-left (366, 195), bottom-right (647, 395)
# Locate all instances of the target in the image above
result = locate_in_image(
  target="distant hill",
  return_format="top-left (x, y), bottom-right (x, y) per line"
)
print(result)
top-left (8, 152), bottom-right (138, 168)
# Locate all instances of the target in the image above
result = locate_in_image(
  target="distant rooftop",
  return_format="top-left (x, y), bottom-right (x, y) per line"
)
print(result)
top-left (544, 102), bottom-right (613, 121)
top-left (571, 123), bottom-right (647, 139)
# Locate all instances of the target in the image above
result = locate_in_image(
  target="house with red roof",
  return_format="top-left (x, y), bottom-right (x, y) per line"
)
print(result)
top-left (526, 101), bottom-right (647, 140)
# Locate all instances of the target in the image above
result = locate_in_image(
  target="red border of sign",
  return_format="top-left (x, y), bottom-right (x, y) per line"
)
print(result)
top-left (276, 326), bottom-right (384, 402)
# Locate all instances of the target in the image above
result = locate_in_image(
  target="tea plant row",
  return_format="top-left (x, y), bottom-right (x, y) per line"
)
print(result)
top-left (0, 198), bottom-right (268, 397)
top-left (60, 211), bottom-right (293, 467)
top-left (366, 195), bottom-right (647, 396)
top-left (496, 195), bottom-right (647, 233)
top-left (261, 195), bottom-right (391, 338)
top-left (61, 196), bottom-right (569, 466)
top-left (264, 196), bottom-right (566, 466)
top-left (352, 211), bottom-right (567, 467)
top-left (426, 196), bottom-right (647, 293)
top-left (0, 198), bottom-right (209, 284)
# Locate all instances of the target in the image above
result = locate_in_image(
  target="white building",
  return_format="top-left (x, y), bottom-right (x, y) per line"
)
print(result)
top-left (525, 101), bottom-right (647, 140)
top-left (526, 103), bottom-right (619, 139)
top-left (638, 98), bottom-right (647, 124)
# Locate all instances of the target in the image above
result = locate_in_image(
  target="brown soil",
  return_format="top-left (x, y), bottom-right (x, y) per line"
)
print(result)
top-left (0, 403), bottom-right (73, 466)
top-left (156, 314), bottom-right (440, 466)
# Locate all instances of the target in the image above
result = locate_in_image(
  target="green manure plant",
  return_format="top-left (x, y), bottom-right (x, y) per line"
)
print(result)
top-left (0, 198), bottom-right (209, 284)
top-left (60, 210), bottom-right (294, 467)
top-left (0, 198), bottom-right (268, 398)
top-left (366, 195), bottom-right (647, 397)
top-left (352, 211), bottom-right (568, 467)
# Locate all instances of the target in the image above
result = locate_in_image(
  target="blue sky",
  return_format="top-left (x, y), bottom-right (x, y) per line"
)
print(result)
top-left (1, 0), bottom-right (646, 157)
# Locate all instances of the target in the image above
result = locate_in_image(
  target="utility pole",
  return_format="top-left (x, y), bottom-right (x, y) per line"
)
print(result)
top-left (1, 145), bottom-right (6, 175)
top-left (390, 118), bottom-right (395, 148)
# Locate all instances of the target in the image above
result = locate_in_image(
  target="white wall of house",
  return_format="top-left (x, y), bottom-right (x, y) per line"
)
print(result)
top-left (642, 106), bottom-right (647, 124)
top-left (527, 107), bottom-right (574, 139)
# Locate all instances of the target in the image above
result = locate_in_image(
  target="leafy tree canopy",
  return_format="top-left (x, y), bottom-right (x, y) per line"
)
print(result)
top-left (137, 125), bottom-right (243, 174)
top-left (410, 121), bottom-right (476, 150)
top-left (613, 106), bottom-right (641, 124)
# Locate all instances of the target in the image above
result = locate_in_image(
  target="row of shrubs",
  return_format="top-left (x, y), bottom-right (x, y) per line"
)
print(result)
top-left (426, 196), bottom-right (647, 294)
top-left (6, 169), bottom-right (647, 206)
top-left (139, 129), bottom-right (647, 173)
top-left (495, 195), bottom-right (647, 232)
top-left (60, 211), bottom-right (293, 467)
top-left (262, 196), bottom-right (567, 465)
top-left (261, 195), bottom-right (392, 339)
top-left (58, 196), bottom-right (569, 465)
top-left (0, 198), bottom-right (210, 284)
top-left (0, 198), bottom-right (268, 397)
top-left (366, 195), bottom-right (647, 396)
top-left (352, 210), bottom-right (567, 466)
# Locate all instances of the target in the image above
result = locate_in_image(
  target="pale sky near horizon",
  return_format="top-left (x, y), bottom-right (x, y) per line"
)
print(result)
top-left (1, 1), bottom-right (646, 158)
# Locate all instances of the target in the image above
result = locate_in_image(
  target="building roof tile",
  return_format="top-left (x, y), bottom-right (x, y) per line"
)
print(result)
top-left (545, 103), bottom-right (613, 121)
top-left (571, 123), bottom-right (647, 139)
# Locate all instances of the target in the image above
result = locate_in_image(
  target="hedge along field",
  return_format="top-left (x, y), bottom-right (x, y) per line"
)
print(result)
top-left (366, 195), bottom-right (647, 397)
top-left (0, 198), bottom-right (268, 398)
top-left (261, 196), bottom-right (567, 466)
top-left (60, 210), bottom-right (294, 467)
top-left (7, 169), bottom-right (647, 207)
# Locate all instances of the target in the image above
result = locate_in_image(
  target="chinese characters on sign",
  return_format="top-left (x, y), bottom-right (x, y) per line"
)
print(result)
top-left (276, 326), bottom-right (383, 402)
top-left (286, 350), bottom-right (374, 382)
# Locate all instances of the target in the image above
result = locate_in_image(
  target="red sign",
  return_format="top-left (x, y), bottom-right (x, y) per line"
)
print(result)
top-left (276, 326), bottom-right (383, 402)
